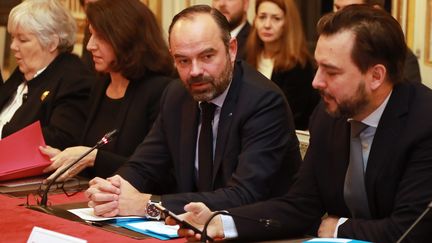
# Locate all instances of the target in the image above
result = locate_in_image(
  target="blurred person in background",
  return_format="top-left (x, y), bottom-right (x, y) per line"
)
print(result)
top-left (212, 0), bottom-right (250, 59)
top-left (0, 0), bottom-right (93, 149)
top-left (246, 0), bottom-right (319, 130)
top-left (40, 0), bottom-right (173, 181)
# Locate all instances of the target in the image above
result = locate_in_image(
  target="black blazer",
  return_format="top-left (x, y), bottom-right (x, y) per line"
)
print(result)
top-left (235, 22), bottom-right (251, 60)
top-left (117, 61), bottom-right (302, 213)
top-left (81, 74), bottom-right (171, 179)
top-left (271, 61), bottom-right (319, 130)
top-left (404, 48), bottom-right (421, 84)
top-left (0, 53), bottom-right (93, 149)
top-left (230, 83), bottom-right (432, 243)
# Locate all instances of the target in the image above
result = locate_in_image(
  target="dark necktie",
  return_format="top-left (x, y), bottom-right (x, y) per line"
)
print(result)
top-left (344, 120), bottom-right (372, 219)
top-left (198, 102), bottom-right (216, 191)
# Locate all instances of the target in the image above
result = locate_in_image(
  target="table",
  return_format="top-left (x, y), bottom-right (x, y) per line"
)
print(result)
top-left (0, 192), bottom-right (184, 242)
top-left (0, 191), bottom-right (311, 242)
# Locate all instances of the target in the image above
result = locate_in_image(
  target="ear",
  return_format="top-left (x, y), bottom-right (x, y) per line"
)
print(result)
top-left (48, 34), bottom-right (60, 52)
top-left (368, 64), bottom-right (387, 90)
top-left (228, 37), bottom-right (238, 63)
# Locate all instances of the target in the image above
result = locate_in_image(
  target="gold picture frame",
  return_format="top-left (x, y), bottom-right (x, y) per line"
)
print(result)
top-left (392, 0), bottom-right (405, 27)
top-left (392, 0), bottom-right (415, 47)
top-left (425, 0), bottom-right (432, 65)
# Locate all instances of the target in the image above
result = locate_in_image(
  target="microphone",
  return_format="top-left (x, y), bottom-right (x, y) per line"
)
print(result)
top-left (396, 201), bottom-right (432, 243)
top-left (27, 129), bottom-right (118, 214)
top-left (201, 211), bottom-right (281, 242)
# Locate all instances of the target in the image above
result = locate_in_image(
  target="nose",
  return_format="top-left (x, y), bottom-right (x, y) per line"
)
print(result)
top-left (312, 68), bottom-right (325, 90)
top-left (86, 35), bottom-right (96, 52)
top-left (264, 18), bottom-right (271, 28)
top-left (190, 60), bottom-right (204, 77)
top-left (10, 38), bottom-right (18, 52)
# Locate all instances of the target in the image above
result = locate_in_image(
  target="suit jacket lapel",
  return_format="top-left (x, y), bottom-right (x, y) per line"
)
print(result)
top-left (365, 85), bottom-right (409, 215)
top-left (331, 117), bottom-right (351, 214)
top-left (213, 62), bottom-right (242, 180)
top-left (179, 96), bottom-right (199, 191)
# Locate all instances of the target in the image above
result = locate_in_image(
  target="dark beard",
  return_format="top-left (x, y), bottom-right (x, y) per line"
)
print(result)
top-left (228, 13), bottom-right (244, 31)
top-left (323, 80), bottom-right (369, 118)
top-left (185, 55), bottom-right (233, 102)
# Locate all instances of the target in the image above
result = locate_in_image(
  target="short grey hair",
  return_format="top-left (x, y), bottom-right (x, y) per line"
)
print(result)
top-left (7, 0), bottom-right (77, 53)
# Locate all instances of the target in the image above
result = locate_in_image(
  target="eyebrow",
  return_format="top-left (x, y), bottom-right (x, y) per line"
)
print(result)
top-left (173, 48), bottom-right (217, 59)
top-left (257, 13), bottom-right (283, 17)
top-left (320, 62), bottom-right (341, 71)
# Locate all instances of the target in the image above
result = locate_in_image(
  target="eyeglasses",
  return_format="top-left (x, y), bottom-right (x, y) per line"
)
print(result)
top-left (25, 177), bottom-right (87, 206)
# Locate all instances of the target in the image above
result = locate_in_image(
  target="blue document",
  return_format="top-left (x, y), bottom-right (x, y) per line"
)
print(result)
top-left (115, 218), bottom-right (179, 240)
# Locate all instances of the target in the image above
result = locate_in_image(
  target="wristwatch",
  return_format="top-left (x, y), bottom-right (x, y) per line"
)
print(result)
top-left (145, 196), bottom-right (162, 220)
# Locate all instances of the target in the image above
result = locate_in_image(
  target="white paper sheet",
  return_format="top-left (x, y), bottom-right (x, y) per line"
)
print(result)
top-left (68, 208), bottom-right (143, 221)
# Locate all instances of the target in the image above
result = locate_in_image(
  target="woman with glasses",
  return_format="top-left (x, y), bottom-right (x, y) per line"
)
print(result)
top-left (40, 0), bottom-right (174, 181)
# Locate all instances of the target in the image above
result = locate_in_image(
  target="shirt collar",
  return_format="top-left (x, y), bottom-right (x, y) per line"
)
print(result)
top-left (230, 21), bottom-right (247, 38)
top-left (34, 67), bottom-right (47, 78)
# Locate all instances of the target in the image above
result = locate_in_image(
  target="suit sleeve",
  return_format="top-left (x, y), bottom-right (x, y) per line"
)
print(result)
top-left (223, 104), bottom-right (327, 241)
top-left (116, 85), bottom-right (175, 194)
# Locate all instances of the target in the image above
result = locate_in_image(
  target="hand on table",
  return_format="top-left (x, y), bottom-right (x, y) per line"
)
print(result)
top-left (318, 215), bottom-right (340, 238)
top-left (40, 145), bottom-right (97, 181)
top-left (166, 202), bottom-right (225, 242)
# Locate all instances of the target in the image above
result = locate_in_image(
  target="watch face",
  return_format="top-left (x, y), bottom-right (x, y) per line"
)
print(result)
top-left (147, 203), bottom-right (160, 218)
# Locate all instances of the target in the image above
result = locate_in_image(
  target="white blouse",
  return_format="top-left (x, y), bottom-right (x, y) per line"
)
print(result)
top-left (0, 67), bottom-right (46, 139)
top-left (257, 55), bottom-right (274, 79)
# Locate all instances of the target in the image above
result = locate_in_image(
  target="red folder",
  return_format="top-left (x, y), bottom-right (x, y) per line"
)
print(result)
top-left (0, 121), bottom-right (51, 181)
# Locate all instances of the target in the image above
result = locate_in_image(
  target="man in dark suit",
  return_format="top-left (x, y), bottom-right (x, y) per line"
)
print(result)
top-left (85, 5), bottom-right (301, 217)
top-left (212, 0), bottom-right (251, 60)
top-left (172, 6), bottom-right (432, 243)
top-left (334, 0), bottom-right (422, 83)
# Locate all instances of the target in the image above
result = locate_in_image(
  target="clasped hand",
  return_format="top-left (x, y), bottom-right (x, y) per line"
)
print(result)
top-left (85, 175), bottom-right (150, 217)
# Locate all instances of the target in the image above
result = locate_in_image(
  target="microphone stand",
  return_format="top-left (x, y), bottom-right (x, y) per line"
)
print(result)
top-left (26, 129), bottom-right (118, 218)
top-left (396, 201), bottom-right (432, 243)
top-left (201, 211), bottom-right (280, 242)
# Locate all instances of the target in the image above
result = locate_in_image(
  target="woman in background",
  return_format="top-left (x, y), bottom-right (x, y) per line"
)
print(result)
top-left (40, 0), bottom-right (174, 180)
top-left (0, 0), bottom-right (93, 149)
top-left (246, 0), bottom-right (319, 130)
